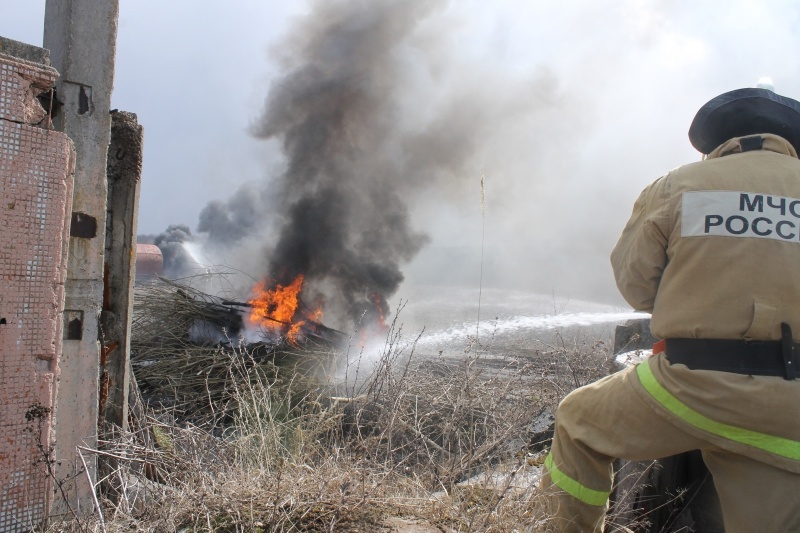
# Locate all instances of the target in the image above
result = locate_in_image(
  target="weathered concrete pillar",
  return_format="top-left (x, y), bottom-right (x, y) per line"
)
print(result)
top-left (99, 111), bottom-right (142, 498)
top-left (0, 38), bottom-right (75, 532)
top-left (43, 0), bottom-right (119, 515)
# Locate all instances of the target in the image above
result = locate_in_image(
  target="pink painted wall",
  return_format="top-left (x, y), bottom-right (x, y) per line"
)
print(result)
top-left (0, 53), bottom-right (74, 532)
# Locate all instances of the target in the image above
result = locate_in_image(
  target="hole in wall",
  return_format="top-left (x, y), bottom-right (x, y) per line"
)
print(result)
top-left (70, 212), bottom-right (97, 238)
top-left (78, 85), bottom-right (90, 115)
top-left (63, 310), bottom-right (83, 340)
top-left (36, 87), bottom-right (63, 121)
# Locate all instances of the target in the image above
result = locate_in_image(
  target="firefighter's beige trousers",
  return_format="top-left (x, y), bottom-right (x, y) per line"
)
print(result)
top-left (540, 361), bottom-right (800, 532)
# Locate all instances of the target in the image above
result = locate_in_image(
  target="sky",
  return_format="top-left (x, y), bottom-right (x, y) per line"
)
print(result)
top-left (3, 1), bottom-right (800, 308)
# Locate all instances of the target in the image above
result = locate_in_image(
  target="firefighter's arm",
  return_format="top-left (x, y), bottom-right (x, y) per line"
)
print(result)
top-left (610, 177), bottom-right (670, 312)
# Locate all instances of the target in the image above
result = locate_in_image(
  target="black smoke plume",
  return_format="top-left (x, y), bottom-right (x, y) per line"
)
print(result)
top-left (152, 224), bottom-right (196, 278)
top-left (197, 0), bottom-right (455, 329)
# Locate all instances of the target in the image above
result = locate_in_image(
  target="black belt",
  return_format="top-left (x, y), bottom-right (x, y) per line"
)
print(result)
top-left (664, 323), bottom-right (797, 380)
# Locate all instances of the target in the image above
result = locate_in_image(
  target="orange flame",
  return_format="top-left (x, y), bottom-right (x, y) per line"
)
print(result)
top-left (287, 320), bottom-right (306, 341)
top-left (247, 274), bottom-right (324, 344)
top-left (372, 292), bottom-right (388, 332)
top-left (309, 307), bottom-right (324, 322)
top-left (248, 275), bottom-right (304, 326)
top-left (356, 293), bottom-right (390, 347)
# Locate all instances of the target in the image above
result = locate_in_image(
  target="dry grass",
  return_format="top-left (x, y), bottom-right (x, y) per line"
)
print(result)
top-left (48, 281), bottom-right (615, 532)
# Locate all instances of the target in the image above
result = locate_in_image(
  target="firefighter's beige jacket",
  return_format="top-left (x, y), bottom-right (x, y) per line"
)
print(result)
top-left (611, 133), bottom-right (800, 474)
top-left (612, 133), bottom-right (800, 341)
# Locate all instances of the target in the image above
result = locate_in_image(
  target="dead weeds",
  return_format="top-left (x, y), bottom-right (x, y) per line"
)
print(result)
top-left (49, 283), bottom-right (614, 532)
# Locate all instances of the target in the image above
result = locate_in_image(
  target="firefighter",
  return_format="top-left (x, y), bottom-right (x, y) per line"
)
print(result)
top-left (540, 87), bottom-right (800, 532)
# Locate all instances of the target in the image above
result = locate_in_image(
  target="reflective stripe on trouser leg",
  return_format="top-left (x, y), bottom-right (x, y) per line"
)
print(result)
top-left (635, 358), bottom-right (800, 532)
top-left (543, 364), bottom-right (707, 532)
top-left (636, 361), bottom-right (800, 461)
top-left (543, 452), bottom-right (610, 506)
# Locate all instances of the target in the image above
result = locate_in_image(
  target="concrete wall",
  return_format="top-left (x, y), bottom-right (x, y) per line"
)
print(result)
top-left (43, 0), bottom-right (119, 512)
top-left (0, 45), bottom-right (75, 533)
top-left (101, 111), bottom-right (142, 432)
top-left (98, 111), bottom-right (142, 499)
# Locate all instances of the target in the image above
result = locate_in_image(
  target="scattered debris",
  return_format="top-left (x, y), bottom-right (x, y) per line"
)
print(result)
top-left (130, 277), bottom-right (346, 421)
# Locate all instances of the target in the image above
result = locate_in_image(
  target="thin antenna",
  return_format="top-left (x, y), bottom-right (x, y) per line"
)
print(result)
top-left (477, 170), bottom-right (486, 342)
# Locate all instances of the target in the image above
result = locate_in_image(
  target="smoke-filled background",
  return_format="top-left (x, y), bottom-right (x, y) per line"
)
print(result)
top-left (6, 1), bottom-right (800, 326)
top-left (197, 1), bottom-right (449, 327)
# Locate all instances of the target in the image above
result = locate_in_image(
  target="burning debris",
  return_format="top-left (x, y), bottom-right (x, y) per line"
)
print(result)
top-left (245, 273), bottom-right (357, 346)
top-left (134, 277), bottom-right (348, 349)
top-left (247, 274), bottom-right (323, 344)
top-left (130, 277), bottom-right (347, 419)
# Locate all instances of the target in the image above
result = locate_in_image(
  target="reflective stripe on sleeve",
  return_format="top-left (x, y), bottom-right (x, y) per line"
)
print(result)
top-left (636, 361), bottom-right (800, 461)
top-left (543, 452), bottom-right (610, 507)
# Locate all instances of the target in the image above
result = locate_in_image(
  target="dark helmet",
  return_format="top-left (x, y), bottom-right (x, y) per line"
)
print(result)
top-left (688, 88), bottom-right (800, 154)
